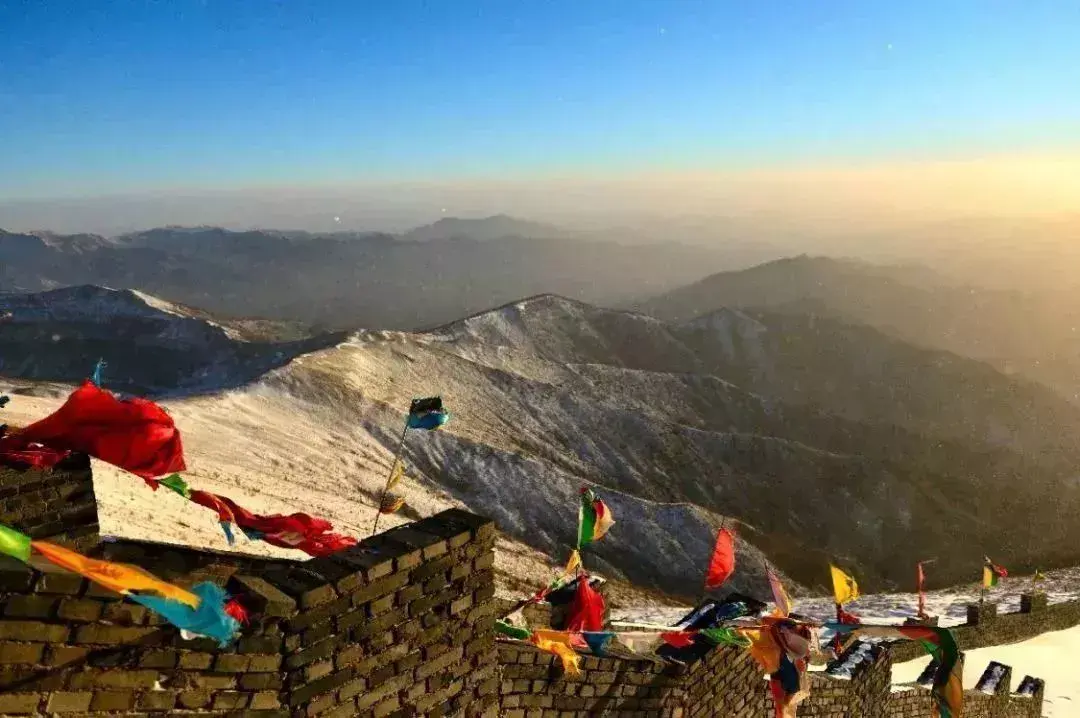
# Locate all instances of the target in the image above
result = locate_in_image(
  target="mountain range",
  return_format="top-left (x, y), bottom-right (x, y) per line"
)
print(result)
top-left (0, 219), bottom-right (763, 332)
top-left (3, 273), bottom-right (1080, 602)
top-left (640, 255), bottom-right (1080, 402)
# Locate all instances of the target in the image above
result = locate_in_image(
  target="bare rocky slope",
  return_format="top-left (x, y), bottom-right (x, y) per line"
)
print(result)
top-left (4, 289), bottom-right (1080, 601)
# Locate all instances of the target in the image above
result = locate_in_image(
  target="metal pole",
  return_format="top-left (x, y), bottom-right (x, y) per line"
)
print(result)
top-left (370, 420), bottom-right (410, 537)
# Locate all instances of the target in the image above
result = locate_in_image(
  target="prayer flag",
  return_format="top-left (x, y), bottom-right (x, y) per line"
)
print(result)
top-left (188, 489), bottom-right (356, 557)
top-left (31, 540), bottom-right (199, 607)
top-left (379, 493), bottom-right (406, 515)
top-left (0, 523), bottom-right (31, 563)
top-left (6, 381), bottom-right (185, 483)
top-left (832, 623), bottom-right (962, 718)
top-left (565, 575), bottom-right (605, 632)
top-left (830, 565), bottom-right (860, 605)
top-left (531, 631), bottom-right (582, 676)
top-left (159, 473), bottom-right (191, 498)
top-left (129, 582), bottom-right (240, 647)
top-left (983, 557), bottom-right (1007, 588)
top-left (768, 569), bottom-right (793, 617)
top-left (577, 487), bottom-right (614, 548)
top-left (704, 527), bottom-right (735, 590)
top-left (407, 396), bottom-right (449, 430)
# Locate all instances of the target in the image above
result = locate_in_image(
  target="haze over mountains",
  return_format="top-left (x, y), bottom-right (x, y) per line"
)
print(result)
top-left (0, 217), bottom-right (777, 332)
top-left (4, 239), bottom-right (1080, 602)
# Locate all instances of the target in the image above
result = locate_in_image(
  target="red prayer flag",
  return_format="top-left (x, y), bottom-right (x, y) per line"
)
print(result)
top-left (3, 381), bottom-right (184, 484)
top-left (704, 527), bottom-right (736, 590)
top-left (661, 632), bottom-right (696, 649)
top-left (188, 489), bottom-right (356, 557)
top-left (565, 577), bottom-right (606, 633)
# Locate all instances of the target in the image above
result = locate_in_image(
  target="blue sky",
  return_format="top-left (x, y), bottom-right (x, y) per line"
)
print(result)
top-left (2, 0), bottom-right (1079, 200)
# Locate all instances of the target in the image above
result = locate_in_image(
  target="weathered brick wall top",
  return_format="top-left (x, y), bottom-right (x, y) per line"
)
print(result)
top-left (0, 472), bottom-right (500, 718)
top-left (0, 459), bottom-right (98, 550)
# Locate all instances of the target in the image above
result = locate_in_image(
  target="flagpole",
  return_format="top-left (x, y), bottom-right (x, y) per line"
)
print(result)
top-left (370, 419), bottom-right (410, 537)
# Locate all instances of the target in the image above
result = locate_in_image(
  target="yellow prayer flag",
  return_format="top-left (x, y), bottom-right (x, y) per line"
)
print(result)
top-left (830, 564), bottom-right (860, 605)
top-left (32, 541), bottom-right (200, 608)
top-left (531, 630), bottom-right (582, 677)
top-left (386, 463), bottom-right (405, 490)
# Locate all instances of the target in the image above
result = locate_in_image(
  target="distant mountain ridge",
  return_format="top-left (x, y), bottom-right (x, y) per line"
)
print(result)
top-left (0, 221), bottom-right (741, 331)
top-left (640, 255), bottom-right (1080, 402)
top-left (5, 287), bottom-right (1080, 598)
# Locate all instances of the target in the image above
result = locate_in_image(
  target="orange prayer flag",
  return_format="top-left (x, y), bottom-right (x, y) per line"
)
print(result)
top-left (31, 541), bottom-right (199, 608)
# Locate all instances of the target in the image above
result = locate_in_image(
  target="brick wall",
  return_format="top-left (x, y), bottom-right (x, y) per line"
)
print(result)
top-left (0, 460), bottom-right (99, 551)
top-left (0, 462), bottom-right (1061, 717)
top-left (496, 639), bottom-right (763, 718)
top-left (0, 461), bottom-right (501, 716)
top-left (889, 595), bottom-right (1080, 664)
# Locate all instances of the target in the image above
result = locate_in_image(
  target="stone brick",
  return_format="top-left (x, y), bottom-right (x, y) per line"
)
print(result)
top-left (214, 652), bottom-right (252, 672)
top-left (239, 634), bottom-right (281, 654)
top-left (4, 594), bottom-right (58, 618)
top-left (248, 652), bottom-right (283, 672)
top-left (139, 648), bottom-right (178, 668)
top-left (69, 669), bottom-right (160, 689)
top-left (45, 691), bottom-right (94, 712)
top-left (345, 570), bottom-right (410, 607)
top-left (138, 691), bottom-right (178, 710)
top-left (287, 594), bottom-right (352, 633)
top-left (327, 545), bottom-right (395, 592)
top-left (212, 691), bottom-right (251, 709)
top-left (101, 601), bottom-right (147, 625)
top-left (74, 624), bottom-right (156, 644)
top-left (178, 651), bottom-right (214, 669)
top-left (0, 641), bottom-right (43, 664)
top-left (0, 620), bottom-right (69, 642)
top-left (228, 574), bottom-right (297, 618)
top-left (178, 689), bottom-right (212, 709)
top-left (44, 644), bottom-right (90, 667)
top-left (305, 658), bottom-right (334, 682)
top-left (287, 666), bottom-right (357, 706)
top-left (264, 566), bottom-right (338, 610)
top-left (250, 690), bottom-right (281, 709)
top-left (369, 593), bottom-right (396, 616)
top-left (57, 597), bottom-right (104, 622)
top-left (241, 672), bottom-right (284, 691)
top-left (0, 692), bottom-right (40, 714)
top-left (32, 564), bottom-right (85, 595)
top-left (193, 673), bottom-right (238, 690)
top-left (90, 690), bottom-right (135, 711)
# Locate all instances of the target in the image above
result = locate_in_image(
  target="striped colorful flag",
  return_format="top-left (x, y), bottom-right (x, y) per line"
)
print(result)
top-left (983, 557), bottom-right (1007, 588)
top-left (831, 623), bottom-right (963, 718)
top-left (0, 523), bottom-right (31, 563)
top-left (577, 487), bottom-right (614, 548)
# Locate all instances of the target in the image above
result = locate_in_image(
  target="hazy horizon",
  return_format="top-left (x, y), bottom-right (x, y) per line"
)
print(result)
top-left (4, 2), bottom-right (1080, 239)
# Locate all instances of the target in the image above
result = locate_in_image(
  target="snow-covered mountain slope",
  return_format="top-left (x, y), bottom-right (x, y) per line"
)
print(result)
top-left (5, 290), bottom-right (1080, 602)
top-left (0, 285), bottom-right (338, 395)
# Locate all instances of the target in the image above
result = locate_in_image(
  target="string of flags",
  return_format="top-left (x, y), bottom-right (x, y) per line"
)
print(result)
top-left (0, 379), bottom-right (1039, 718)
top-left (0, 521), bottom-right (242, 646)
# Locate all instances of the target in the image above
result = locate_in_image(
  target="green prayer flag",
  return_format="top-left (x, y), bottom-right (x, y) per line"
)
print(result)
top-left (159, 473), bottom-right (191, 499)
top-left (0, 523), bottom-right (32, 563)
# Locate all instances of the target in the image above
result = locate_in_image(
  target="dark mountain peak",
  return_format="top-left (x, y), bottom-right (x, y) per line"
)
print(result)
top-left (402, 215), bottom-right (567, 242)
